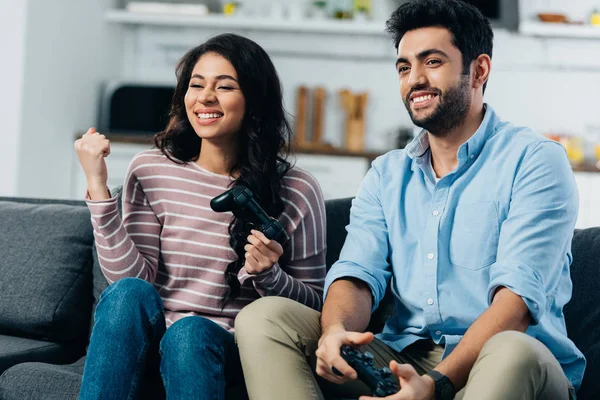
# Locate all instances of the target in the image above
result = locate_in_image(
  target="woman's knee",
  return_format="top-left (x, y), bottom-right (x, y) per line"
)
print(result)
top-left (96, 277), bottom-right (162, 320)
top-left (161, 317), bottom-right (229, 356)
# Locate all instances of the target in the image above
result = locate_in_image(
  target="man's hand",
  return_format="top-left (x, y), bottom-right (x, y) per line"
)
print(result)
top-left (359, 361), bottom-right (435, 400)
top-left (243, 229), bottom-right (283, 274)
top-left (315, 327), bottom-right (374, 384)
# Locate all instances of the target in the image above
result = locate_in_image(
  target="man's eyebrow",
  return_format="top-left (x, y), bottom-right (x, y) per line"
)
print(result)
top-left (395, 48), bottom-right (450, 67)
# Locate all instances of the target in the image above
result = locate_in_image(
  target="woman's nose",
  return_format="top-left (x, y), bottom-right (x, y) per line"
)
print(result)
top-left (198, 88), bottom-right (217, 104)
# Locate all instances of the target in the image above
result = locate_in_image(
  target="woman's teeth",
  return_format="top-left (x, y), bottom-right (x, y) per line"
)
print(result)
top-left (197, 113), bottom-right (223, 119)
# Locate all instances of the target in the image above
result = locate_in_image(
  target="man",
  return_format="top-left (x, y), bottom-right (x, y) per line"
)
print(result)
top-left (235, 1), bottom-right (585, 399)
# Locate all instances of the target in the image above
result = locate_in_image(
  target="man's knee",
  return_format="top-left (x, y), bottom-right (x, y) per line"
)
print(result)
top-left (235, 296), bottom-right (320, 346)
top-left (480, 331), bottom-right (543, 372)
top-left (236, 297), bottom-right (298, 336)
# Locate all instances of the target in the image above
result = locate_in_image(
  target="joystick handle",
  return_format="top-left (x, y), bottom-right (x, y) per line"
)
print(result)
top-left (340, 345), bottom-right (399, 397)
top-left (210, 185), bottom-right (285, 242)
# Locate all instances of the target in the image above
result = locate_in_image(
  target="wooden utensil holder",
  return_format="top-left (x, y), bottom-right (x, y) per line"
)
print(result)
top-left (346, 118), bottom-right (365, 152)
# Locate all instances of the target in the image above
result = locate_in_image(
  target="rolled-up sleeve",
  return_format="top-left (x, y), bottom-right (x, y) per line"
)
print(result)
top-left (324, 159), bottom-right (392, 312)
top-left (487, 141), bottom-right (578, 324)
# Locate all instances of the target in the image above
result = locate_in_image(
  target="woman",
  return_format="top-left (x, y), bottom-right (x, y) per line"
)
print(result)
top-left (74, 33), bottom-right (326, 400)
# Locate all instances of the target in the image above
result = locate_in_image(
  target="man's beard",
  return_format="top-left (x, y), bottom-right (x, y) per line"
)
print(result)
top-left (404, 75), bottom-right (471, 137)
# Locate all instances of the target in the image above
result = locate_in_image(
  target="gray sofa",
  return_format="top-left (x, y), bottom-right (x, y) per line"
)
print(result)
top-left (0, 193), bottom-right (598, 399)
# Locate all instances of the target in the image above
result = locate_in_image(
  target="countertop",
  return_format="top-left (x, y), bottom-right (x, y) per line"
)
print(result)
top-left (93, 132), bottom-right (600, 173)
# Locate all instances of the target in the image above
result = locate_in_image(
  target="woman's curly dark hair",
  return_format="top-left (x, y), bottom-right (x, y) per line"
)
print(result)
top-left (154, 33), bottom-right (292, 301)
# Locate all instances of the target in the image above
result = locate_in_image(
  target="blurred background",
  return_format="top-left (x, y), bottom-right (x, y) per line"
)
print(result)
top-left (1, 0), bottom-right (600, 228)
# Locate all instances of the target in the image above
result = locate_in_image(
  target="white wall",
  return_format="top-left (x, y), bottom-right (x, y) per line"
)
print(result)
top-left (8, 0), bottom-right (600, 198)
top-left (0, 1), bottom-right (28, 196)
top-left (16, 0), bottom-right (123, 199)
top-left (125, 24), bottom-right (600, 151)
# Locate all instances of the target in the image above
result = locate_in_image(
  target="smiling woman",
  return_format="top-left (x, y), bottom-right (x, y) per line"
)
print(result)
top-left (73, 33), bottom-right (327, 400)
top-left (185, 56), bottom-right (245, 138)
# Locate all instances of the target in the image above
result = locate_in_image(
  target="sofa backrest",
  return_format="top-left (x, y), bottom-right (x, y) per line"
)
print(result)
top-left (0, 197), bottom-right (96, 349)
top-left (324, 198), bottom-right (395, 333)
top-left (564, 228), bottom-right (600, 398)
top-left (324, 197), bottom-right (598, 398)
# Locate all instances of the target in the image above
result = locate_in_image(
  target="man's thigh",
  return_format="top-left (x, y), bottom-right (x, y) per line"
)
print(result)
top-left (456, 331), bottom-right (574, 400)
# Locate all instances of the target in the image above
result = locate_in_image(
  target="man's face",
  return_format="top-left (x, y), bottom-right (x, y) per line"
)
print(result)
top-left (396, 27), bottom-right (472, 136)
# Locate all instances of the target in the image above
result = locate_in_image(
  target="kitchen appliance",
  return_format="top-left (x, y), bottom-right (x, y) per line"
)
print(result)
top-left (98, 81), bottom-right (175, 135)
top-left (462, 0), bottom-right (519, 30)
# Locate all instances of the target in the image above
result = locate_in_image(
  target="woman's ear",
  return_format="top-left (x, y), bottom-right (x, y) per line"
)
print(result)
top-left (473, 54), bottom-right (491, 90)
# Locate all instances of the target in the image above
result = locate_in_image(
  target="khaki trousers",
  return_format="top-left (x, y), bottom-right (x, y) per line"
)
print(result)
top-left (235, 297), bottom-right (574, 400)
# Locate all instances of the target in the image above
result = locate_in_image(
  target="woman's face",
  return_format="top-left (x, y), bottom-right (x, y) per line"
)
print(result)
top-left (184, 52), bottom-right (246, 144)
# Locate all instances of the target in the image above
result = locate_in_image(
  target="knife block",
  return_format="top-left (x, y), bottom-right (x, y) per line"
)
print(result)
top-left (346, 119), bottom-right (365, 152)
top-left (339, 90), bottom-right (368, 152)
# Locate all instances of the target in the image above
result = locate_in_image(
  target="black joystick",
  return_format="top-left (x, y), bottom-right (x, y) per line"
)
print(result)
top-left (339, 345), bottom-right (399, 397)
top-left (210, 185), bottom-right (286, 242)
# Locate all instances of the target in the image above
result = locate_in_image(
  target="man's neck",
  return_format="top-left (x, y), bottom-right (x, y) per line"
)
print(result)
top-left (429, 104), bottom-right (485, 178)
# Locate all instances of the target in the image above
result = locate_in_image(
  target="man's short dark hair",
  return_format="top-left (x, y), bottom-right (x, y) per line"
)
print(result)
top-left (386, 0), bottom-right (494, 76)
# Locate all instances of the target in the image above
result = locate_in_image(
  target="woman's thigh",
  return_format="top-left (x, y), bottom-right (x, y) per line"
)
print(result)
top-left (159, 316), bottom-right (245, 392)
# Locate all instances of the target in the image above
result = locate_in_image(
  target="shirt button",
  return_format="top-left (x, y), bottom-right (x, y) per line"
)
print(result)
top-left (432, 210), bottom-right (439, 216)
top-left (427, 253), bottom-right (435, 260)
top-left (435, 330), bottom-right (442, 336)
top-left (427, 298), bottom-right (434, 305)
top-left (469, 154), bottom-right (475, 159)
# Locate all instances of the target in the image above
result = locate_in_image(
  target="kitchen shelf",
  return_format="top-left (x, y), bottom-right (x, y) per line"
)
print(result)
top-left (100, 133), bottom-right (383, 161)
top-left (519, 21), bottom-right (600, 39)
top-left (94, 133), bottom-right (600, 172)
top-left (105, 9), bottom-right (388, 36)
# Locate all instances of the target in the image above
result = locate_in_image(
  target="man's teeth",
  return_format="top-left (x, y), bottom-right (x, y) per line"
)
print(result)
top-left (413, 95), bottom-right (434, 104)
top-left (197, 113), bottom-right (223, 119)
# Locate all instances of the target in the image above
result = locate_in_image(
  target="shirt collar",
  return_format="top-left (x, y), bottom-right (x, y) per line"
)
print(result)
top-left (406, 104), bottom-right (500, 167)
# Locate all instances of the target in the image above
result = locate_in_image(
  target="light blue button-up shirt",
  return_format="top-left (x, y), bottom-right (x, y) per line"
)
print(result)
top-left (324, 105), bottom-right (586, 390)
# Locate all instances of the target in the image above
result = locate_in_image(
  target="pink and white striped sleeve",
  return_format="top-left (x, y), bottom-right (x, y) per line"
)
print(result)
top-left (86, 157), bottom-right (161, 284)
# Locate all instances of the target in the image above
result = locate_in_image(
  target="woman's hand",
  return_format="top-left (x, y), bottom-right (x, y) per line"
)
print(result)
top-left (243, 229), bottom-right (284, 274)
top-left (74, 128), bottom-right (111, 200)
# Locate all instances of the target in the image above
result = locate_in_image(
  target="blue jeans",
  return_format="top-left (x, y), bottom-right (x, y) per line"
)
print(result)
top-left (79, 278), bottom-right (246, 400)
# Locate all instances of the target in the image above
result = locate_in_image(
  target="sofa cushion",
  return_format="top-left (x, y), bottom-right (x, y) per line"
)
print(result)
top-left (0, 334), bottom-right (79, 375)
top-left (565, 227), bottom-right (600, 399)
top-left (0, 357), bottom-right (87, 400)
top-left (0, 200), bottom-right (94, 344)
top-left (0, 356), bottom-right (164, 400)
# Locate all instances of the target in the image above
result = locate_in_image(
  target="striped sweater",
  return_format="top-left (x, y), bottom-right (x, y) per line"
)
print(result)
top-left (86, 149), bottom-right (327, 332)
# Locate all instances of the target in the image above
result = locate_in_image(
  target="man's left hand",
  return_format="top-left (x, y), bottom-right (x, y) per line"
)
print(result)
top-left (243, 229), bottom-right (283, 274)
top-left (359, 361), bottom-right (435, 400)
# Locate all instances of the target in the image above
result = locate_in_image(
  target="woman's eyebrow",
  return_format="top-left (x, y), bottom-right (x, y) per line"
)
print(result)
top-left (190, 74), bottom-right (238, 82)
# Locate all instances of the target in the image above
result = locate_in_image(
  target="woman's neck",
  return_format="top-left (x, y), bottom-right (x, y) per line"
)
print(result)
top-left (195, 139), bottom-right (238, 176)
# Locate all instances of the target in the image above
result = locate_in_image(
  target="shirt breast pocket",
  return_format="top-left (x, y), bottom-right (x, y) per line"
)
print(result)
top-left (448, 201), bottom-right (500, 270)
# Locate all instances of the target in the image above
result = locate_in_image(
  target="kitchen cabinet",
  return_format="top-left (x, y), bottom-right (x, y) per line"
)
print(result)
top-left (574, 172), bottom-right (600, 229)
